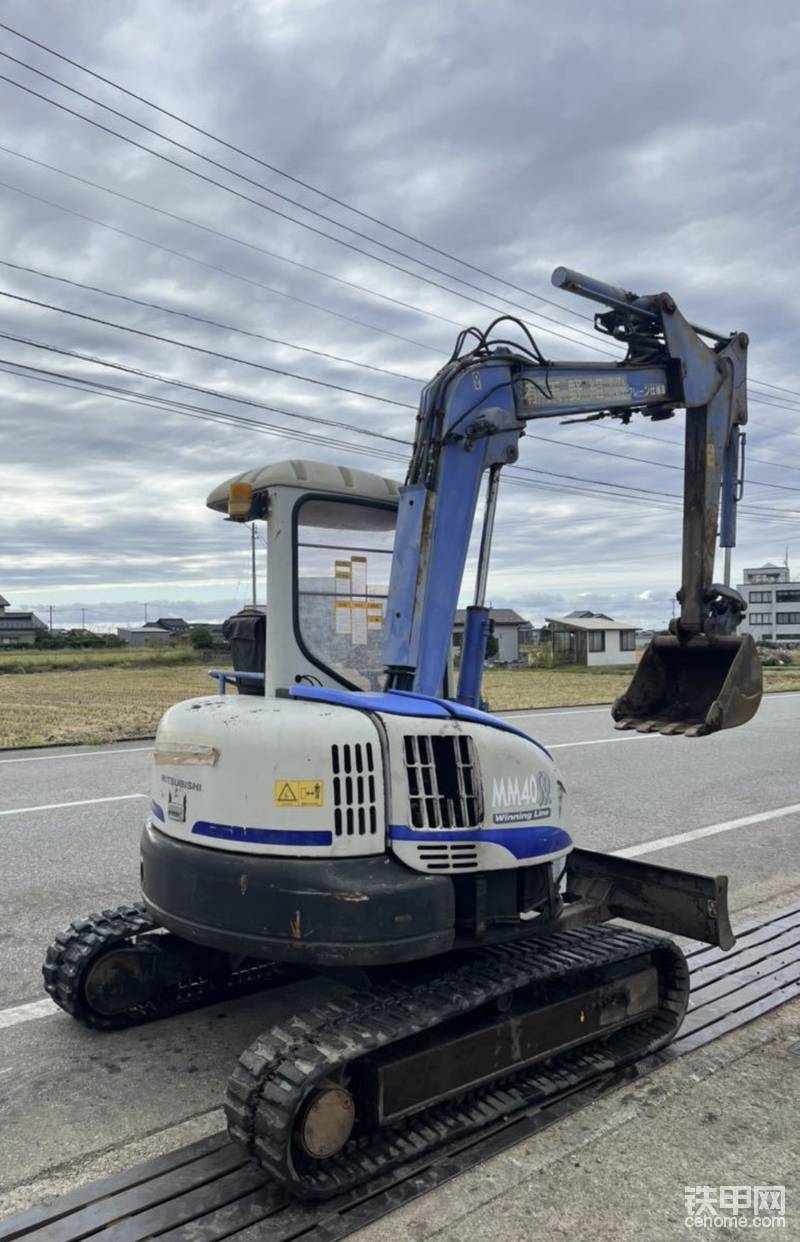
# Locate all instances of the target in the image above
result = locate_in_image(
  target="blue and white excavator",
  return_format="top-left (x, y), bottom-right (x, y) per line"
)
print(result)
top-left (45, 270), bottom-right (761, 1199)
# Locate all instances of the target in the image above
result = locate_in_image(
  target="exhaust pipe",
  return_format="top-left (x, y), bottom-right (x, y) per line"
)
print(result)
top-left (612, 633), bottom-right (762, 737)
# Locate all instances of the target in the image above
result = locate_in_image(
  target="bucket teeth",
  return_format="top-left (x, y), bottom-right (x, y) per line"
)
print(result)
top-left (611, 633), bottom-right (762, 737)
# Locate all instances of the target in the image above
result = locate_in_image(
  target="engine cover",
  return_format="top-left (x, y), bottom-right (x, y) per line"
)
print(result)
top-left (148, 692), bottom-right (570, 875)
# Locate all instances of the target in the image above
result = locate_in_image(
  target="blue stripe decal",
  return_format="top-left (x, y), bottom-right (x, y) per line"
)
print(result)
top-left (389, 823), bottom-right (571, 859)
top-left (150, 800), bottom-right (165, 823)
top-left (192, 821), bottom-right (332, 847)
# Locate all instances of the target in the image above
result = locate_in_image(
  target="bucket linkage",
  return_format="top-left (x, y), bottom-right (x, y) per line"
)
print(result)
top-left (613, 630), bottom-right (762, 737)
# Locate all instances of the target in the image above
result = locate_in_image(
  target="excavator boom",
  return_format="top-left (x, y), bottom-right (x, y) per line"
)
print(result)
top-left (382, 267), bottom-right (760, 735)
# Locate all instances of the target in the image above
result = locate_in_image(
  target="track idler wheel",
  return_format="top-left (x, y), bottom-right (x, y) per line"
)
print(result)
top-left (295, 1083), bottom-right (356, 1160)
top-left (43, 904), bottom-right (233, 1029)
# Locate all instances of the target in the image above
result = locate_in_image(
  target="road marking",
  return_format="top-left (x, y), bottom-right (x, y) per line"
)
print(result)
top-left (548, 735), bottom-right (661, 750)
top-left (1, 799), bottom-right (799, 1031)
top-left (507, 706), bottom-right (610, 720)
top-left (509, 692), bottom-right (800, 725)
top-left (614, 802), bottom-right (800, 859)
top-left (0, 997), bottom-right (58, 1029)
top-left (0, 747), bottom-right (152, 765)
top-left (0, 793), bottom-right (146, 817)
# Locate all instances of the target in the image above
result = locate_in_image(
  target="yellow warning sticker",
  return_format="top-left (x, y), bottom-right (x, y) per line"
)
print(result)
top-left (273, 779), bottom-right (324, 808)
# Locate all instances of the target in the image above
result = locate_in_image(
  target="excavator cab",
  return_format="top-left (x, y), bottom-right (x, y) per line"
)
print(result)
top-left (612, 631), bottom-right (762, 736)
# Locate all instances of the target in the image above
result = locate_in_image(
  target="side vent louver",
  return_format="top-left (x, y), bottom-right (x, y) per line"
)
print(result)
top-left (416, 843), bottom-right (479, 871)
top-left (331, 742), bottom-right (379, 837)
top-left (404, 734), bottom-right (481, 829)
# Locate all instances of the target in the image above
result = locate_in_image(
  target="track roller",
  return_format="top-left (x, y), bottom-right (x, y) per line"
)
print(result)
top-left (225, 925), bottom-right (689, 1199)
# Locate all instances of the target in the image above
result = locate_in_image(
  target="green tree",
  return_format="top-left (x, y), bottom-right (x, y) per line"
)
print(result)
top-left (190, 625), bottom-right (214, 649)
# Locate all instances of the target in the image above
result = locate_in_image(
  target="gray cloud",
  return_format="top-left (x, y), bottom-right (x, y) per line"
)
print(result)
top-left (1, 0), bottom-right (799, 634)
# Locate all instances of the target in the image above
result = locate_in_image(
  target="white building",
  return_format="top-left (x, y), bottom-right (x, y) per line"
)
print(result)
top-left (738, 562), bottom-right (800, 645)
top-left (453, 608), bottom-right (531, 663)
top-left (116, 625), bottom-right (173, 647)
top-left (545, 612), bottom-right (638, 667)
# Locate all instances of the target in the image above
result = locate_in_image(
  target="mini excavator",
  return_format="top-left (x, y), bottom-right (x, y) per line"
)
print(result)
top-left (44, 269), bottom-right (762, 1199)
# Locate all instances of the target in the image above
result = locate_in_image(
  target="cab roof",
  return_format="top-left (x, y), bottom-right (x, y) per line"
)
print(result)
top-left (206, 459), bottom-right (400, 513)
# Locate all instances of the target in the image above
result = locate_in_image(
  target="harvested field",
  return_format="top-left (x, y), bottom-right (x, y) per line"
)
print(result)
top-left (0, 647), bottom-right (208, 675)
top-left (1, 662), bottom-right (797, 749)
top-left (0, 665), bottom-right (212, 749)
top-left (483, 665), bottom-right (800, 711)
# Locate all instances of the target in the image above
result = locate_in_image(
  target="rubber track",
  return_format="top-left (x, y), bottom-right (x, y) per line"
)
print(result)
top-left (42, 903), bottom-right (288, 1030)
top-left (225, 924), bottom-right (689, 1199)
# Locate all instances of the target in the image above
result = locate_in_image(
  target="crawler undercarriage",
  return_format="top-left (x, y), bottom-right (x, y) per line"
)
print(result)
top-left (44, 849), bottom-right (730, 1199)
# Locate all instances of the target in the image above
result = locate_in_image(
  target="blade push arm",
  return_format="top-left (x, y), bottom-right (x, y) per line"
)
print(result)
top-left (382, 269), bottom-right (751, 719)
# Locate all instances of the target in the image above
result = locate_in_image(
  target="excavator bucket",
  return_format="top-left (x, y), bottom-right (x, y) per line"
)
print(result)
top-left (612, 633), bottom-right (762, 737)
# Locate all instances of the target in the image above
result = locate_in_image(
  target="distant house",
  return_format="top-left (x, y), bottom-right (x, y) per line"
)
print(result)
top-left (117, 625), bottom-right (173, 647)
top-left (545, 612), bottom-right (637, 667)
top-left (150, 617), bottom-right (189, 634)
top-left (0, 595), bottom-right (47, 646)
top-left (453, 608), bottom-right (531, 663)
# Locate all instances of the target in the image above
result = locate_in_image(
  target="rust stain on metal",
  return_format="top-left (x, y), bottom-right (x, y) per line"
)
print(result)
top-left (154, 745), bottom-right (219, 766)
top-left (290, 910), bottom-right (303, 940)
top-left (334, 892), bottom-right (369, 903)
top-left (414, 494), bottom-right (436, 615)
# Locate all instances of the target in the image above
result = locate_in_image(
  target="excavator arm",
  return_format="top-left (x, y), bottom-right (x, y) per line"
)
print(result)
top-left (382, 267), bottom-right (761, 735)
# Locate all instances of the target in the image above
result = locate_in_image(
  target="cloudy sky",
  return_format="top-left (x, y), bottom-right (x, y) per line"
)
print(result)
top-left (1, 0), bottom-right (799, 630)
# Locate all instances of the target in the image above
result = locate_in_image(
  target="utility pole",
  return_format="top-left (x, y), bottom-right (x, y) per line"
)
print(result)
top-left (81, 607), bottom-right (86, 629)
top-left (48, 603), bottom-right (53, 631)
top-left (251, 523), bottom-right (257, 607)
top-left (144, 602), bottom-right (148, 623)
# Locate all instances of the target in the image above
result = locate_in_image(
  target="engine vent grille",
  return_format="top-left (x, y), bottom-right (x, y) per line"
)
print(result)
top-left (331, 742), bottom-right (379, 837)
top-left (416, 842), bottom-right (479, 871)
top-left (404, 734), bottom-right (481, 829)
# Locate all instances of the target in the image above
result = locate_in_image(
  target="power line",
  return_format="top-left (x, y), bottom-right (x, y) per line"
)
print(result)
top-left (1, 344), bottom-right (796, 528)
top-left (3, 262), bottom-right (798, 510)
top-left (2, 27), bottom-right (797, 405)
top-left (9, 255), bottom-right (799, 434)
top-left (0, 330), bottom-right (414, 441)
top-left (0, 47), bottom-right (617, 346)
top-left (525, 431), bottom-right (800, 494)
top-left (2, 150), bottom-right (796, 419)
top-left (0, 21), bottom-right (601, 327)
top-left (0, 167), bottom-right (793, 427)
top-left (0, 67), bottom-right (619, 359)
top-left (0, 258), bottom-right (426, 383)
top-left (0, 144), bottom-right (464, 334)
top-left (0, 173), bottom-right (449, 356)
top-left (4, 271), bottom-right (799, 498)
top-left (0, 359), bottom-right (411, 462)
top-left (560, 419), bottom-right (800, 475)
top-left (0, 287), bottom-right (418, 409)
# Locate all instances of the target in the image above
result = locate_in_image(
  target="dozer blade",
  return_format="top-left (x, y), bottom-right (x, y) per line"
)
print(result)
top-left (612, 633), bottom-right (762, 737)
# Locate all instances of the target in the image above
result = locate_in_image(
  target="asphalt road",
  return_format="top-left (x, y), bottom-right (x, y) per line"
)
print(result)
top-left (1, 693), bottom-right (799, 1196)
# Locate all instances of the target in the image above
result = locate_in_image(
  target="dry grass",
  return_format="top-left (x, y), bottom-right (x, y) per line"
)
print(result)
top-left (483, 665), bottom-right (800, 711)
top-left (1, 662), bottom-right (797, 749)
top-left (0, 647), bottom-right (208, 674)
top-left (0, 665), bottom-right (213, 749)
